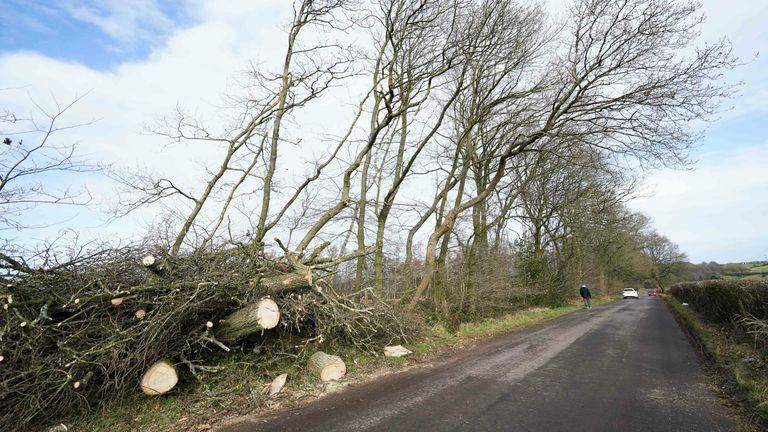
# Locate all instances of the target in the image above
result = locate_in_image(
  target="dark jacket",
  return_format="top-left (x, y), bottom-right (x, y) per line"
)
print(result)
top-left (579, 286), bottom-right (591, 299)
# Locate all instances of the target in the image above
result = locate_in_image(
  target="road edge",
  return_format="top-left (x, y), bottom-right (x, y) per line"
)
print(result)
top-left (212, 299), bottom-right (618, 431)
top-left (664, 295), bottom-right (768, 432)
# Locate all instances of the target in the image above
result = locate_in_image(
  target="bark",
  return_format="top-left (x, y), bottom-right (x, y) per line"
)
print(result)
top-left (355, 150), bottom-right (374, 289)
top-left (253, 267), bottom-right (313, 294)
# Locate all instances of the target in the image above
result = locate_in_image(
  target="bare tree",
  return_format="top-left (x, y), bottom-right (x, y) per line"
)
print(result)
top-left (113, 0), bottom-right (359, 256)
top-left (0, 92), bottom-right (99, 272)
top-left (405, 0), bottom-right (736, 311)
top-left (642, 232), bottom-right (686, 291)
top-left (101, 0), bottom-right (733, 318)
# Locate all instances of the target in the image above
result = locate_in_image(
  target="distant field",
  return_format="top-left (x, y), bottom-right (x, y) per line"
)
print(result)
top-left (719, 261), bottom-right (768, 281)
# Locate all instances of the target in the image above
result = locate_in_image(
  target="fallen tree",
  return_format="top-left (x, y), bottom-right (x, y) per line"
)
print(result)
top-left (0, 245), bottom-right (410, 432)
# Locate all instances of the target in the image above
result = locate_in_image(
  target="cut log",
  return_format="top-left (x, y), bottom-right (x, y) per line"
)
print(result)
top-left (384, 345), bottom-right (412, 358)
top-left (307, 351), bottom-right (346, 381)
top-left (142, 255), bottom-right (165, 276)
top-left (213, 298), bottom-right (280, 342)
top-left (141, 255), bottom-right (156, 267)
top-left (135, 309), bottom-right (146, 319)
top-left (268, 373), bottom-right (288, 396)
top-left (140, 360), bottom-right (178, 396)
top-left (110, 297), bottom-right (123, 306)
top-left (73, 371), bottom-right (94, 390)
top-left (255, 268), bottom-right (313, 294)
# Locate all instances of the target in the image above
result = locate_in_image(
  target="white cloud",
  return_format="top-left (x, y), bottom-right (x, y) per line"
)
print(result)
top-left (0, 0), bottom-right (298, 241)
top-left (629, 145), bottom-right (768, 263)
top-left (62, 0), bottom-right (177, 49)
top-left (625, 0), bottom-right (768, 263)
top-left (0, 0), bottom-right (368, 247)
top-left (1, 0), bottom-right (293, 162)
top-left (0, 0), bottom-right (766, 263)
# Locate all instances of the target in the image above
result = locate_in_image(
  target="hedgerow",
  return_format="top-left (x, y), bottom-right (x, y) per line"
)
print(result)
top-left (668, 280), bottom-right (768, 346)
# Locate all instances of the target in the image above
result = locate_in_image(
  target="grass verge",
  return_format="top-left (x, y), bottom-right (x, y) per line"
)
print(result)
top-left (415, 296), bottom-right (615, 353)
top-left (75, 298), bottom-right (614, 432)
top-left (665, 296), bottom-right (768, 431)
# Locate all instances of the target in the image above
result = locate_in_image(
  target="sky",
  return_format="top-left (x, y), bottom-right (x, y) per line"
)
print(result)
top-left (0, 0), bottom-right (766, 264)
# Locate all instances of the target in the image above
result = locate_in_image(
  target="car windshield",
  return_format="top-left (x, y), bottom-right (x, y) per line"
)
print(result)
top-left (624, 289), bottom-right (634, 291)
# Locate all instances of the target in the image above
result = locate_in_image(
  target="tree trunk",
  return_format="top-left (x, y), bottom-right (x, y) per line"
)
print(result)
top-left (373, 212), bottom-right (388, 293)
top-left (408, 209), bottom-right (458, 311)
top-left (214, 298), bottom-right (281, 342)
top-left (142, 255), bottom-right (165, 276)
top-left (140, 360), bottom-right (178, 396)
top-left (307, 351), bottom-right (346, 381)
top-left (373, 106), bottom-right (410, 292)
top-left (254, 1), bottom-right (307, 244)
top-left (355, 150), bottom-right (374, 290)
top-left (253, 268), bottom-right (313, 294)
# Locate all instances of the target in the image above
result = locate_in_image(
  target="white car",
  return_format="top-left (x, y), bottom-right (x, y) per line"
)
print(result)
top-left (623, 288), bottom-right (639, 299)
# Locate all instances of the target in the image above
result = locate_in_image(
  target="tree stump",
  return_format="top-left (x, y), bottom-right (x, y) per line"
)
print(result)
top-left (140, 360), bottom-right (178, 396)
top-left (307, 351), bottom-right (346, 381)
top-left (213, 298), bottom-right (280, 342)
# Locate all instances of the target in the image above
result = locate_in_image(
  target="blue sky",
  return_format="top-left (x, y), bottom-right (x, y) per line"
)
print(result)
top-left (0, 0), bottom-right (196, 69)
top-left (0, 0), bottom-right (766, 263)
top-left (699, 112), bottom-right (768, 160)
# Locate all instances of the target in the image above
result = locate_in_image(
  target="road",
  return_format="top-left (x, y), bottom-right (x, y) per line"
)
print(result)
top-left (220, 297), bottom-right (736, 432)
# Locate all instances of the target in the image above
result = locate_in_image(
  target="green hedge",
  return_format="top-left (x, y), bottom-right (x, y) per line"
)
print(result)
top-left (668, 280), bottom-right (768, 323)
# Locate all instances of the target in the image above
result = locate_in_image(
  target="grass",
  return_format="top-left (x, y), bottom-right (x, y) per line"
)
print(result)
top-left (457, 306), bottom-right (577, 339)
top-left (75, 297), bottom-right (616, 431)
top-left (76, 352), bottom-right (316, 432)
top-left (665, 296), bottom-right (768, 431)
top-left (410, 296), bottom-right (616, 356)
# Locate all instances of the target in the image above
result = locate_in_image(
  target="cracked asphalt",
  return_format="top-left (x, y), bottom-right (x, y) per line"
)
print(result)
top-left (219, 297), bottom-right (736, 432)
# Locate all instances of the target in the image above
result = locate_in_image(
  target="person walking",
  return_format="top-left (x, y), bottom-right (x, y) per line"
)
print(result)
top-left (579, 284), bottom-right (592, 309)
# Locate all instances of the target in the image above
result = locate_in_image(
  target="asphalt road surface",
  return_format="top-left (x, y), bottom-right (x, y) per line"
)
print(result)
top-left (221, 297), bottom-right (736, 432)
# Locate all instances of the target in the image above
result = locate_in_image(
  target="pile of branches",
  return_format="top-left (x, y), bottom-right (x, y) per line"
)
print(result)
top-left (0, 245), bottom-right (410, 432)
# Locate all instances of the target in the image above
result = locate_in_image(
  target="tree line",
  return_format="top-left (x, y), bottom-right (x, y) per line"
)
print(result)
top-left (2, 0), bottom-right (736, 323)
